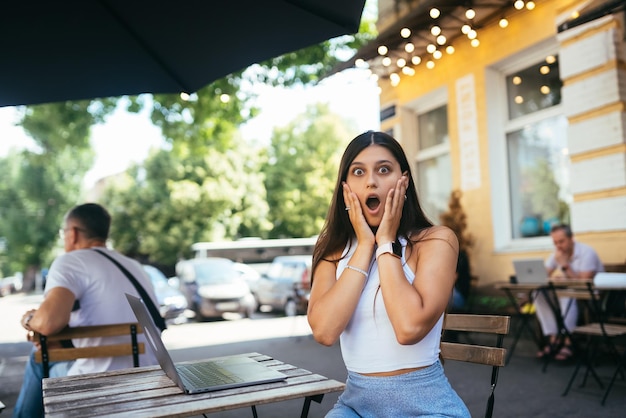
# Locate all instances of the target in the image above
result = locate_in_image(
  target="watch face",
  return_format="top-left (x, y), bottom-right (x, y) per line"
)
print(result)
top-left (392, 241), bottom-right (402, 257)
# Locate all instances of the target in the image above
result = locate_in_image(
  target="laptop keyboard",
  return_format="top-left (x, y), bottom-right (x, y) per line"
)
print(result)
top-left (177, 362), bottom-right (245, 387)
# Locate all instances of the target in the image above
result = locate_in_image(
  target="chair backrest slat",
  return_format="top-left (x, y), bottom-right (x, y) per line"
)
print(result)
top-left (441, 313), bottom-right (510, 418)
top-left (33, 323), bottom-right (144, 378)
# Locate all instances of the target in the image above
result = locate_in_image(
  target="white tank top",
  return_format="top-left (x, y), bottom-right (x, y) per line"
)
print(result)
top-left (337, 238), bottom-right (443, 373)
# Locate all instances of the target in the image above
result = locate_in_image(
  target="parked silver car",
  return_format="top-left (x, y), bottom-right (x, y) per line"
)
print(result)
top-left (175, 258), bottom-right (257, 320)
top-left (255, 255), bottom-right (312, 316)
top-left (142, 265), bottom-right (188, 321)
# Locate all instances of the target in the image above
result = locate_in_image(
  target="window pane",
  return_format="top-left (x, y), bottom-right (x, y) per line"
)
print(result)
top-left (507, 115), bottom-right (570, 239)
top-left (416, 153), bottom-right (452, 222)
top-left (418, 105), bottom-right (448, 149)
top-left (507, 56), bottom-right (562, 120)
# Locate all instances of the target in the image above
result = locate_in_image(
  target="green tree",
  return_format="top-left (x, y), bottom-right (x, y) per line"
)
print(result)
top-left (263, 104), bottom-right (354, 238)
top-left (0, 100), bottom-right (116, 287)
top-left (102, 136), bottom-right (271, 266)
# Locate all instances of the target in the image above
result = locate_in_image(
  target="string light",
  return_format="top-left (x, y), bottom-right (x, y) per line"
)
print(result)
top-left (362, 2), bottom-right (537, 86)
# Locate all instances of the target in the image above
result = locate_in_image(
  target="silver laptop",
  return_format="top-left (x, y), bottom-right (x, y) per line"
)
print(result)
top-left (125, 293), bottom-right (286, 394)
top-left (512, 259), bottom-right (549, 284)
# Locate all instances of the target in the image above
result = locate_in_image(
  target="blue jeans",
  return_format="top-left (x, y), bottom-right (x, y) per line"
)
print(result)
top-left (326, 360), bottom-right (470, 417)
top-left (12, 347), bottom-right (73, 418)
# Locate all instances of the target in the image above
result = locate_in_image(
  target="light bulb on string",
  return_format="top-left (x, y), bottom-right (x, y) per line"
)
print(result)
top-left (465, 8), bottom-right (475, 20)
top-left (431, 26), bottom-right (442, 36)
top-left (514, 0), bottom-right (525, 10)
top-left (411, 56), bottom-right (422, 65)
top-left (430, 8), bottom-right (440, 19)
top-left (400, 28), bottom-right (411, 38)
top-left (378, 45), bottom-right (388, 56)
top-left (405, 43), bottom-right (415, 53)
top-left (526, 1), bottom-right (535, 10)
top-left (499, 17), bottom-right (509, 28)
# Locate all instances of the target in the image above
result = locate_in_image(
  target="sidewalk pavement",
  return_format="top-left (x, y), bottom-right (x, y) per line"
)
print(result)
top-left (1, 293), bottom-right (625, 417)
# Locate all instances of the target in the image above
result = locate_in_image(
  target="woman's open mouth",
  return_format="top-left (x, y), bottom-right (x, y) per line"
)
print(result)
top-left (366, 196), bottom-right (381, 211)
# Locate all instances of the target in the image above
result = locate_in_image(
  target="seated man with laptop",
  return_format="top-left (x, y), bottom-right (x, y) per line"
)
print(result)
top-left (534, 224), bottom-right (604, 361)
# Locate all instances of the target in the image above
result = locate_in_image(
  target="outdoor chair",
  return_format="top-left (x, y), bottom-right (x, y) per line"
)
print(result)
top-left (562, 273), bottom-right (626, 405)
top-left (441, 313), bottom-right (510, 418)
top-left (33, 323), bottom-right (144, 378)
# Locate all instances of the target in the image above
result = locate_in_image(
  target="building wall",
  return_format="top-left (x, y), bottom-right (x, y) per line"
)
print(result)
top-left (377, 0), bottom-right (626, 284)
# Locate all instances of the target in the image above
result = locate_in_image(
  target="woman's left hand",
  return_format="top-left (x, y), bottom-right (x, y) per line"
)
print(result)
top-left (376, 175), bottom-right (408, 244)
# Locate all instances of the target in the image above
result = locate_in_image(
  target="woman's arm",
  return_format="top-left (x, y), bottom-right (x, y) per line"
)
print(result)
top-left (378, 226), bottom-right (458, 345)
top-left (307, 243), bottom-right (375, 346)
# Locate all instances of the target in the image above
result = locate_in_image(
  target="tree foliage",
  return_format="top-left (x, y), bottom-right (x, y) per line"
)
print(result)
top-left (101, 137), bottom-right (271, 266)
top-left (0, 100), bottom-right (113, 283)
top-left (263, 104), bottom-right (354, 238)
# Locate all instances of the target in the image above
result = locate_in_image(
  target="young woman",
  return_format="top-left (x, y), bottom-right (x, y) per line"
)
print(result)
top-left (307, 131), bottom-right (470, 417)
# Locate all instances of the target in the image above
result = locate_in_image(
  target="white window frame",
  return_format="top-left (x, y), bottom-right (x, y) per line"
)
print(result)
top-left (487, 38), bottom-right (564, 252)
top-left (400, 87), bottom-right (451, 223)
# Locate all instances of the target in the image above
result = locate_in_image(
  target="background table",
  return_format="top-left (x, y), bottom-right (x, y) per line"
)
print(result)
top-left (43, 352), bottom-right (345, 418)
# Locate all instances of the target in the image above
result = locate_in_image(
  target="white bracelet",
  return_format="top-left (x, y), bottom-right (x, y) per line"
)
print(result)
top-left (345, 265), bottom-right (368, 277)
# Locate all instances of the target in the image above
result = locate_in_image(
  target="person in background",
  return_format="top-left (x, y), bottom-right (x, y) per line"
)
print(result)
top-left (13, 203), bottom-right (159, 418)
top-left (307, 131), bottom-right (470, 417)
top-left (534, 223), bottom-right (604, 361)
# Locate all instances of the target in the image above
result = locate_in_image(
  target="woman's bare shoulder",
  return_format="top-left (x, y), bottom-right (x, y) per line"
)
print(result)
top-left (410, 225), bottom-right (457, 242)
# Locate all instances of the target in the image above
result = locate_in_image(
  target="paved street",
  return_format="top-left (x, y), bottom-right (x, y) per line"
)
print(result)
top-left (1, 292), bottom-right (626, 417)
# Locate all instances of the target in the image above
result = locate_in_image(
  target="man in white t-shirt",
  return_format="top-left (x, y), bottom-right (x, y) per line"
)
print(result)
top-left (534, 224), bottom-right (604, 362)
top-left (13, 203), bottom-right (159, 418)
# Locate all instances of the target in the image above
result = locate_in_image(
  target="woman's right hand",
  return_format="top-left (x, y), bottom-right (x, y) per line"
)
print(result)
top-left (343, 182), bottom-right (375, 245)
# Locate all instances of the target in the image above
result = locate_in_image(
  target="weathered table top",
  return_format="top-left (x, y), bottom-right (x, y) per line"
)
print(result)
top-left (43, 352), bottom-right (345, 418)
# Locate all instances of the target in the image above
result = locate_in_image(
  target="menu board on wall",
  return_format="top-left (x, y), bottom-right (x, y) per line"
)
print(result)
top-left (456, 74), bottom-right (481, 190)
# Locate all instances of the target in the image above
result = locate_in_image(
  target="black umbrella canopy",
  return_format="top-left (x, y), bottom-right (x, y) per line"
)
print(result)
top-left (0, 0), bottom-right (366, 107)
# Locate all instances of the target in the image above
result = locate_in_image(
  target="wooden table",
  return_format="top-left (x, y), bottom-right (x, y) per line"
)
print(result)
top-left (43, 352), bottom-right (345, 418)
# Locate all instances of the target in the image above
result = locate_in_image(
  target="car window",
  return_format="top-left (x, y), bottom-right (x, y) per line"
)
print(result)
top-left (143, 265), bottom-right (169, 289)
top-left (267, 261), bottom-right (305, 280)
top-left (194, 261), bottom-right (238, 285)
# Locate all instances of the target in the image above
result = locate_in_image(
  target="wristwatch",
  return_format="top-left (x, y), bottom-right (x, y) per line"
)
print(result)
top-left (23, 312), bottom-right (34, 330)
top-left (375, 241), bottom-right (402, 260)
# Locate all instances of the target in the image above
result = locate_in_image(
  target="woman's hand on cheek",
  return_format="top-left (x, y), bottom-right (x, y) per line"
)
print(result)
top-left (376, 176), bottom-right (407, 244)
top-left (343, 182), bottom-right (374, 245)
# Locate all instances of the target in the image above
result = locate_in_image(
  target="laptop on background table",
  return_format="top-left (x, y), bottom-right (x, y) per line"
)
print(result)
top-left (125, 293), bottom-right (287, 394)
top-left (512, 259), bottom-right (550, 285)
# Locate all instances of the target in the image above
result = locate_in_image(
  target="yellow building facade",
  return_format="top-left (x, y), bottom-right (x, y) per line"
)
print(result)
top-left (350, 0), bottom-right (626, 284)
